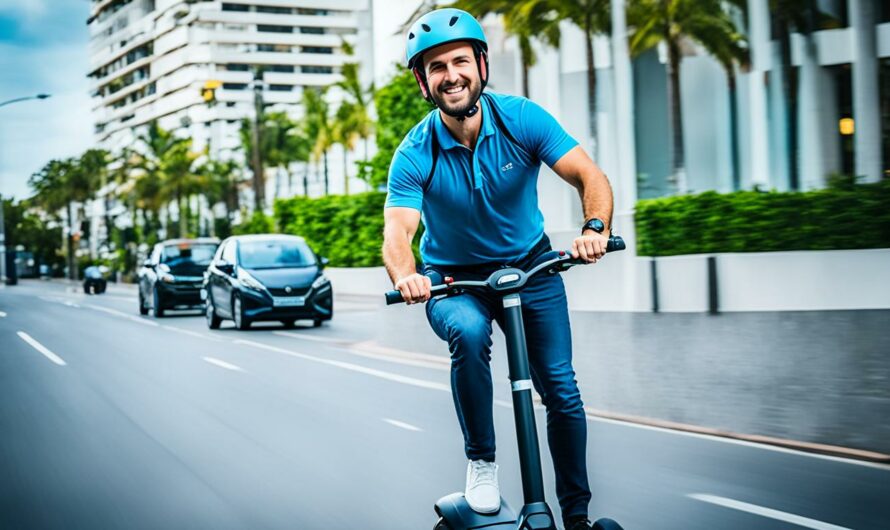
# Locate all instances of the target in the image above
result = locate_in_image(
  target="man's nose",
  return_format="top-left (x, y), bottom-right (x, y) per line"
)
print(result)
top-left (444, 63), bottom-right (461, 83)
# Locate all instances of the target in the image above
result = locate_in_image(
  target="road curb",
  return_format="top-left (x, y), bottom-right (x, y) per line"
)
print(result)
top-left (583, 408), bottom-right (890, 465)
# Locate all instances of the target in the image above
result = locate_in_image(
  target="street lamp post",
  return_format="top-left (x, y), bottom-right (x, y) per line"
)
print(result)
top-left (0, 93), bottom-right (51, 284)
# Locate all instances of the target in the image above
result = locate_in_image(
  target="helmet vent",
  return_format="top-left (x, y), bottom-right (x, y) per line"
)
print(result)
top-left (421, 23), bottom-right (431, 32)
top-left (449, 16), bottom-right (459, 26)
top-left (408, 32), bottom-right (415, 40)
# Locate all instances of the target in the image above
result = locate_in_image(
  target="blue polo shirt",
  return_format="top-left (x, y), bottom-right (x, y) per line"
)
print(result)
top-left (385, 92), bottom-right (578, 265)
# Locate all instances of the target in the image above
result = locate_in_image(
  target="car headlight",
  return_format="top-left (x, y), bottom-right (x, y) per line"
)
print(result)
top-left (312, 275), bottom-right (330, 290)
top-left (238, 270), bottom-right (267, 292)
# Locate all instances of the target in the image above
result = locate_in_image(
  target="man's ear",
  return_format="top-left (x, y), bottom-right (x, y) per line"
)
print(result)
top-left (478, 51), bottom-right (489, 85)
top-left (412, 68), bottom-right (431, 100)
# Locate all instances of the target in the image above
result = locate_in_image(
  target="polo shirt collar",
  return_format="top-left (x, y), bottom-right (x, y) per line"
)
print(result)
top-left (433, 93), bottom-right (496, 151)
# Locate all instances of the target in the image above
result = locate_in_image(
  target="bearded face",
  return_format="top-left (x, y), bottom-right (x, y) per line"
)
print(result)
top-left (423, 42), bottom-right (483, 118)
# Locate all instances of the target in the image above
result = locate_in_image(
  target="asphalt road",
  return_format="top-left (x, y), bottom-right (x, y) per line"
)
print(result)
top-left (1, 280), bottom-right (887, 529)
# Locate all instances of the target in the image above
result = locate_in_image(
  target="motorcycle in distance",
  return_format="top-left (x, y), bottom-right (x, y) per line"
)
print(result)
top-left (385, 236), bottom-right (627, 530)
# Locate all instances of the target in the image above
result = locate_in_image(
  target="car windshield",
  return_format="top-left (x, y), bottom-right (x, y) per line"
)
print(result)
top-left (161, 244), bottom-right (216, 267)
top-left (238, 240), bottom-right (316, 269)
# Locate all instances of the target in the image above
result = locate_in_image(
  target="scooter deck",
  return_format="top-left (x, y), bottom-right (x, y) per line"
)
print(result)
top-left (435, 492), bottom-right (517, 528)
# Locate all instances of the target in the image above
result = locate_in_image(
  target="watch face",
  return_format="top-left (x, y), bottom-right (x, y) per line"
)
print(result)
top-left (585, 218), bottom-right (605, 233)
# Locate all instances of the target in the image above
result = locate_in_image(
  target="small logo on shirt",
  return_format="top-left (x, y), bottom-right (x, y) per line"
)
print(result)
top-left (500, 162), bottom-right (514, 172)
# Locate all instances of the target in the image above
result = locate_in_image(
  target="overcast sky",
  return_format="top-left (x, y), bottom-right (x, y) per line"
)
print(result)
top-left (0, 0), bottom-right (93, 201)
top-left (0, 0), bottom-right (423, 202)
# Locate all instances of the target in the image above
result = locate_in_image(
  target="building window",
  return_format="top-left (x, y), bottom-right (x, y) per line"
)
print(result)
top-left (226, 63), bottom-right (250, 71)
top-left (267, 64), bottom-right (295, 73)
top-left (297, 8), bottom-right (328, 16)
top-left (258, 25), bottom-right (293, 33)
top-left (301, 65), bottom-right (333, 74)
top-left (257, 44), bottom-right (290, 53)
top-left (269, 84), bottom-right (292, 91)
top-left (302, 46), bottom-right (333, 54)
top-left (222, 3), bottom-right (249, 11)
top-left (257, 6), bottom-right (292, 14)
top-left (300, 26), bottom-right (325, 35)
top-left (223, 83), bottom-right (248, 90)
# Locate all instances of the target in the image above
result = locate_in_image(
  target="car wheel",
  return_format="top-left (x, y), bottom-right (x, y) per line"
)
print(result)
top-left (281, 320), bottom-right (296, 329)
top-left (312, 318), bottom-right (323, 328)
top-left (138, 291), bottom-right (149, 315)
top-left (233, 294), bottom-right (250, 330)
top-left (84, 284), bottom-right (91, 294)
top-left (153, 288), bottom-right (165, 318)
top-left (205, 296), bottom-right (222, 329)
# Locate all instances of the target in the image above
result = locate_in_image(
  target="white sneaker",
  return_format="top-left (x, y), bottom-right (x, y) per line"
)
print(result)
top-left (464, 459), bottom-right (500, 513)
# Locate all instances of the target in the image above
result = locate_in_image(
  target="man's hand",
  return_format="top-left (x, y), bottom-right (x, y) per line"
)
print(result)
top-left (395, 273), bottom-right (432, 304)
top-left (571, 232), bottom-right (610, 263)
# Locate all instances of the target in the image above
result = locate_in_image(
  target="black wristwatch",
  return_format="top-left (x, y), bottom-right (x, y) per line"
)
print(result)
top-left (581, 218), bottom-right (606, 235)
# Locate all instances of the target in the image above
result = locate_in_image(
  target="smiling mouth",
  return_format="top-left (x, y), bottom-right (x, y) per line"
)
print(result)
top-left (443, 85), bottom-right (466, 96)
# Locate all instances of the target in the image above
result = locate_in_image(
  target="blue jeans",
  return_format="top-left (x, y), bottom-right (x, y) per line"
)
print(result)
top-left (423, 242), bottom-right (591, 520)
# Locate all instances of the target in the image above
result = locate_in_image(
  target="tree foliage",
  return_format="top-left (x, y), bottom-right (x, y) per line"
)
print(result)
top-left (362, 66), bottom-right (434, 189)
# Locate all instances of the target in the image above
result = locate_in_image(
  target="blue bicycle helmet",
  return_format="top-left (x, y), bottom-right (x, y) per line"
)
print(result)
top-left (405, 8), bottom-right (489, 115)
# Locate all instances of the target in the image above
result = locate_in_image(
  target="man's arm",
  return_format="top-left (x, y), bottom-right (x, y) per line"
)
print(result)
top-left (551, 145), bottom-right (614, 262)
top-left (382, 207), bottom-right (431, 304)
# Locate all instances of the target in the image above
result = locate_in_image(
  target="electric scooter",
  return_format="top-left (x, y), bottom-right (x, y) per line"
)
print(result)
top-left (385, 236), bottom-right (627, 530)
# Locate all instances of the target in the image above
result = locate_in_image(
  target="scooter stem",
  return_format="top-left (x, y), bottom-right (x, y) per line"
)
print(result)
top-left (501, 293), bottom-right (546, 505)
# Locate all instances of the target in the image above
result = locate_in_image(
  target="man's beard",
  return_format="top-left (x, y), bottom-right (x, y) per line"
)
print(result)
top-left (431, 78), bottom-right (482, 118)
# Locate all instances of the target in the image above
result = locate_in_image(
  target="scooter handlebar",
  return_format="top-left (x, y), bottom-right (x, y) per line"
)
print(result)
top-left (385, 236), bottom-right (625, 305)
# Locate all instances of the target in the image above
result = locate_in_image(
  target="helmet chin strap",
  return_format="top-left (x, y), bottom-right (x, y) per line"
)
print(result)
top-left (443, 102), bottom-right (479, 122)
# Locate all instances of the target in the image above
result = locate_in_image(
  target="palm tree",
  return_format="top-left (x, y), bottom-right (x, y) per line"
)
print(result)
top-left (78, 148), bottom-right (112, 246)
top-left (461, 0), bottom-right (610, 158)
top-left (197, 158), bottom-right (241, 236)
top-left (333, 100), bottom-right (361, 195)
top-left (302, 86), bottom-right (335, 195)
top-left (450, 0), bottom-right (560, 98)
top-left (628, 0), bottom-right (746, 194)
top-left (29, 157), bottom-right (98, 279)
top-left (336, 40), bottom-right (374, 168)
top-left (135, 121), bottom-right (201, 237)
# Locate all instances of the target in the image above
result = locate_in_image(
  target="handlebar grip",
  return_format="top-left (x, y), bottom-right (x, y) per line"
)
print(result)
top-left (606, 236), bottom-right (626, 253)
top-left (384, 290), bottom-right (404, 305)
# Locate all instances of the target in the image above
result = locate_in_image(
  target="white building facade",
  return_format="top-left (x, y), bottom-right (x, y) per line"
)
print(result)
top-left (87, 0), bottom-right (374, 203)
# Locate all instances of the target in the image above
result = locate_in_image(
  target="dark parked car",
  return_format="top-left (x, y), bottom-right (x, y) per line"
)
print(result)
top-left (83, 265), bottom-right (109, 294)
top-left (203, 234), bottom-right (332, 330)
top-left (138, 238), bottom-right (220, 317)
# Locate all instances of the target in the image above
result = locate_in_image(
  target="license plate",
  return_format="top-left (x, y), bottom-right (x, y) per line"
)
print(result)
top-left (273, 296), bottom-right (305, 307)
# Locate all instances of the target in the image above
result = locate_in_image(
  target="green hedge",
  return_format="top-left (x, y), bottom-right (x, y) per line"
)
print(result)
top-left (635, 180), bottom-right (890, 256)
top-left (274, 192), bottom-right (423, 267)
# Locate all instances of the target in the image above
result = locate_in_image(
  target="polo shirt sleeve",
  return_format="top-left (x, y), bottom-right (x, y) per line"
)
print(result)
top-left (518, 99), bottom-right (579, 167)
top-left (385, 150), bottom-right (425, 211)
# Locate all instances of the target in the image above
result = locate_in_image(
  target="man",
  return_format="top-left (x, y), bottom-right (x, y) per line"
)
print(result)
top-left (382, 8), bottom-right (614, 530)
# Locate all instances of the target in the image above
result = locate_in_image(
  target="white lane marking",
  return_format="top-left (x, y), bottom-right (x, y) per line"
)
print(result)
top-left (0, 311), bottom-right (7, 317)
top-left (587, 415), bottom-right (890, 471)
top-left (275, 333), bottom-right (450, 371)
top-left (17, 331), bottom-right (66, 366)
top-left (84, 304), bottom-right (159, 327)
top-left (688, 494), bottom-right (851, 530)
top-left (234, 339), bottom-right (451, 393)
top-left (202, 357), bottom-right (244, 372)
top-left (163, 325), bottom-right (224, 342)
top-left (383, 418), bottom-right (423, 432)
top-left (274, 331), bottom-right (344, 344)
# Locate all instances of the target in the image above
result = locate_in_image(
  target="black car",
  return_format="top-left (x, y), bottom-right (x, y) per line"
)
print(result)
top-left (203, 234), bottom-right (332, 330)
top-left (138, 238), bottom-right (220, 317)
top-left (83, 265), bottom-right (108, 294)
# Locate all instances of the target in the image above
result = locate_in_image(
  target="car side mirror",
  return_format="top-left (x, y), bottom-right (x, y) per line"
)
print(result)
top-left (320, 256), bottom-right (329, 268)
top-left (143, 258), bottom-right (153, 268)
top-left (216, 259), bottom-right (234, 275)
